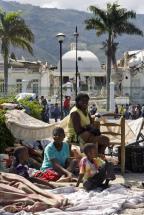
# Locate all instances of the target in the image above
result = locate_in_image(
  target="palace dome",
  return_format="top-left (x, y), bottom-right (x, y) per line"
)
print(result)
top-left (57, 50), bottom-right (101, 74)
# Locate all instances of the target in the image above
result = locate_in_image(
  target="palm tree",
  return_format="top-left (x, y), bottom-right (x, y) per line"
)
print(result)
top-left (85, 3), bottom-right (143, 110)
top-left (0, 9), bottom-right (34, 95)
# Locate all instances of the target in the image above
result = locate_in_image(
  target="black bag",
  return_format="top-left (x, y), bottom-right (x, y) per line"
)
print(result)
top-left (86, 125), bottom-right (101, 136)
top-left (118, 144), bottom-right (144, 172)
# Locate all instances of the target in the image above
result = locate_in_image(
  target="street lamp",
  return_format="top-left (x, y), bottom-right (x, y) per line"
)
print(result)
top-left (56, 32), bottom-right (65, 120)
top-left (74, 26), bottom-right (79, 97)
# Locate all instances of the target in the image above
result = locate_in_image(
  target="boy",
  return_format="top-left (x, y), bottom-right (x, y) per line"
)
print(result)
top-left (76, 143), bottom-right (115, 191)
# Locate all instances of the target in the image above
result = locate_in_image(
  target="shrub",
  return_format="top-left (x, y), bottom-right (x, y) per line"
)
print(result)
top-left (0, 96), bottom-right (16, 104)
top-left (19, 99), bottom-right (42, 120)
top-left (0, 97), bottom-right (42, 152)
top-left (0, 110), bottom-right (15, 153)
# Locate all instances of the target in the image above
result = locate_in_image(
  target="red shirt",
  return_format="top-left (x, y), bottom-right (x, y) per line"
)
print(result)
top-left (64, 99), bottom-right (70, 109)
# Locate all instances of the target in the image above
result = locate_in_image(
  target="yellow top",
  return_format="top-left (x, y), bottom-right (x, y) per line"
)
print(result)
top-left (67, 106), bottom-right (90, 143)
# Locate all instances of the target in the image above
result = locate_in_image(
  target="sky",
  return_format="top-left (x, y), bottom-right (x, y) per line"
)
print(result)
top-left (4, 0), bottom-right (144, 14)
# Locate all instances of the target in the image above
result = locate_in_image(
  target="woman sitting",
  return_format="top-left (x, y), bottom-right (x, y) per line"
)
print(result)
top-left (41, 127), bottom-right (76, 182)
top-left (67, 93), bottom-right (109, 155)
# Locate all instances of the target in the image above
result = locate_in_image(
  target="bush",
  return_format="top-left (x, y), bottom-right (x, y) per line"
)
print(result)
top-left (0, 97), bottom-right (42, 152)
top-left (19, 99), bottom-right (42, 120)
top-left (0, 96), bottom-right (16, 104)
top-left (0, 110), bottom-right (15, 153)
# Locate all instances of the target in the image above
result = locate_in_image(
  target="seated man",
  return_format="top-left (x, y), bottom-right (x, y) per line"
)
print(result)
top-left (67, 93), bottom-right (109, 155)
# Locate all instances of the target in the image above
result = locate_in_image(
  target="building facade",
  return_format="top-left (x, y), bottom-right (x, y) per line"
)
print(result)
top-left (0, 55), bottom-right (51, 98)
top-left (113, 50), bottom-right (144, 104)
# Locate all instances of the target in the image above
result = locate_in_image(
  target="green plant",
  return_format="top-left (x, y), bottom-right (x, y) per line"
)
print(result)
top-left (19, 99), bottom-right (42, 119)
top-left (0, 110), bottom-right (15, 153)
top-left (0, 96), bottom-right (16, 104)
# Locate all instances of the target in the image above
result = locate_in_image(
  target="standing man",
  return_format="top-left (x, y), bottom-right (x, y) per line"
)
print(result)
top-left (63, 96), bottom-right (71, 117)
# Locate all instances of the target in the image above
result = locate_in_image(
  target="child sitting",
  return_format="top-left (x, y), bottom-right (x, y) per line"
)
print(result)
top-left (76, 143), bottom-right (115, 191)
top-left (10, 146), bottom-right (31, 178)
top-left (10, 146), bottom-right (55, 188)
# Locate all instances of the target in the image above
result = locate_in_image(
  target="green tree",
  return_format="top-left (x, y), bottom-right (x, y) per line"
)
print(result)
top-left (0, 9), bottom-right (34, 95)
top-left (85, 3), bottom-right (143, 110)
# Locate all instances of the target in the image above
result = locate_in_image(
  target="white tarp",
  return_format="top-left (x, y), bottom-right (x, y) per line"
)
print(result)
top-left (5, 110), bottom-right (68, 140)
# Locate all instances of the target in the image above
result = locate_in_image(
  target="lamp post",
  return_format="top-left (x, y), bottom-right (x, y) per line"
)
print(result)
top-left (56, 32), bottom-right (65, 120)
top-left (74, 26), bottom-right (79, 97)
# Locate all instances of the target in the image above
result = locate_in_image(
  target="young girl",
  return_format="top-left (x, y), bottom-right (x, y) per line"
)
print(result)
top-left (76, 143), bottom-right (115, 191)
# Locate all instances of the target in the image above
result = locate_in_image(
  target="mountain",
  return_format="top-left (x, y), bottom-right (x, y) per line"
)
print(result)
top-left (0, 0), bottom-right (144, 65)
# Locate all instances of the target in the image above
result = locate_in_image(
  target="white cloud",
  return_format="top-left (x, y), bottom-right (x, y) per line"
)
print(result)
top-left (3, 0), bottom-right (144, 13)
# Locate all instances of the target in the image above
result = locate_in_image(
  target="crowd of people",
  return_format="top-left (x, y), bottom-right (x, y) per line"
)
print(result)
top-left (115, 103), bottom-right (144, 119)
top-left (40, 95), bottom-right (71, 123)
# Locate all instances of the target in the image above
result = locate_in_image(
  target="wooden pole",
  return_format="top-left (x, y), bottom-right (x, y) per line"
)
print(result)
top-left (121, 116), bottom-right (125, 175)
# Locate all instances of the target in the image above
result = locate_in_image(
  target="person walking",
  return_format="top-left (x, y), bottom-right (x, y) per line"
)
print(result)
top-left (63, 96), bottom-right (70, 117)
top-left (53, 103), bottom-right (61, 122)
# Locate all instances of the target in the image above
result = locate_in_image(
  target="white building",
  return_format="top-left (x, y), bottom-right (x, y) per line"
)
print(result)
top-left (0, 44), bottom-right (106, 99)
top-left (53, 43), bottom-right (106, 97)
top-left (0, 55), bottom-right (52, 98)
top-left (114, 50), bottom-right (144, 104)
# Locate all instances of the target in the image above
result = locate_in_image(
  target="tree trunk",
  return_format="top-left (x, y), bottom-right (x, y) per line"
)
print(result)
top-left (106, 34), bottom-right (112, 111)
top-left (4, 55), bottom-right (9, 96)
top-left (111, 43), bottom-right (118, 73)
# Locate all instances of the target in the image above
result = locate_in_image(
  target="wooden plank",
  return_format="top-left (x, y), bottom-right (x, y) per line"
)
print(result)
top-left (101, 123), bottom-right (120, 127)
top-left (101, 113), bottom-right (122, 117)
top-left (101, 131), bottom-right (121, 136)
top-left (109, 142), bottom-right (121, 145)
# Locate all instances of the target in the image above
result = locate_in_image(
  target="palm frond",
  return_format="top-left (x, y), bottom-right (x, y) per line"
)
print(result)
top-left (10, 37), bottom-right (33, 55)
top-left (88, 5), bottom-right (108, 25)
top-left (85, 18), bottom-right (107, 36)
top-left (117, 22), bottom-right (143, 36)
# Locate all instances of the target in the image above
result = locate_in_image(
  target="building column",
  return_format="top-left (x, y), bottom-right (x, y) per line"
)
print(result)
top-left (110, 82), bottom-right (115, 112)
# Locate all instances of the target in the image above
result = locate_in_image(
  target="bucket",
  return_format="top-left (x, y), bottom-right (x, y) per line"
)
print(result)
top-left (0, 154), bottom-right (9, 172)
